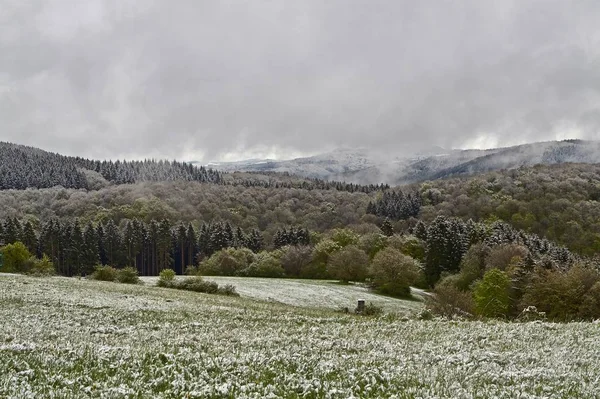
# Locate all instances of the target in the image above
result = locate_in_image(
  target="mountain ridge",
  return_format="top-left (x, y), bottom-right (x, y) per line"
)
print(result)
top-left (203, 139), bottom-right (600, 185)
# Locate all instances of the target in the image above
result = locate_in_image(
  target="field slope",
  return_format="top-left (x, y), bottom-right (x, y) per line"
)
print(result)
top-left (142, 276), bottom-right (426, 314)
top-left (1, 274), bottom-right (600, 398)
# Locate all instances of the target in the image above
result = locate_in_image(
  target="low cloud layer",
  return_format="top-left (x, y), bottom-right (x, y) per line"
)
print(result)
top-left (1, 0), bottom-right (600, 161)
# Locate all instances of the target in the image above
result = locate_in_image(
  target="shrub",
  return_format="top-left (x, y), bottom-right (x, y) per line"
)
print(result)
top-left (116, 267), bottom-right (140, 284)
top-left (157, 274), bottom-right (240, 297)
top-left (91, 265), bottom-right (118, 282)
top-left (157, 268), bottom-right (176, 287)
top-left (369, 247), bottom-right (421, 298)
top-left (176, 276), bottom-right (219, 294)
top-left (27, 255), bottom-right (55, 276)
top-left (217, 284), bottom-right (240, 297)
top-left (473, 269), bottom-right (512, 318)
top-left (356, 302), bottom-right (383, 316)
top-left (427, 276), bottom-right (475, 319)
top-left (184, 265), bottom-right (198, 275)
top-left (0, 242), bottom-right (33, 273)
top-left (517, 306), bottom-right (546, 322)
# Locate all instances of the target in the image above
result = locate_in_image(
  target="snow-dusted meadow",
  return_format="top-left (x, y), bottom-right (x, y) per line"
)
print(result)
top-left (142, 276), bottom-right (426, 314)
top-left (2, 274), bottom-right (600, 398)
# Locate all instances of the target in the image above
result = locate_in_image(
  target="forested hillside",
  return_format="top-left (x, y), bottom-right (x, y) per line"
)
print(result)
top-left (3, 143), bottom-right (600, 320)
top-left (0, 142), bottom-right (222, 189)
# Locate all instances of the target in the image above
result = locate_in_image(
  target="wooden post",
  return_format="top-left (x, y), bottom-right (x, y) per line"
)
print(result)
top-left (357, 299), bottom-right (365, 313)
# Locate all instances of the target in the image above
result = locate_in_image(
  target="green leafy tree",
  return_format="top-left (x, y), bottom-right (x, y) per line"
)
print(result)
top-left (0, 241), bottom-right (33, 273)
top-left (241, 251), bottom-right (285, 277)
top-left (327, 245), bottom-right (369, 283)
top-left (473, 269), bottom-right (512, 318)
top-left (199, 247), bottom-right (255, 276)
top-left (330, 228), bottom-right (359, 247)
top-left (370, 247), bottom-right (421, 298)
top-left (280, 245), bottom-right (313, 277)
top-left (358, 233), bottom-right (388, 259)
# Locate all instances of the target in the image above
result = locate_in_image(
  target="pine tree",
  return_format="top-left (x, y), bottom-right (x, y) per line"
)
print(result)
top-left (82, 222), bottom-right (99, 275)
top-left (380, 218), bottom-right (394, 237)
top-left (156, 219), bottom-right (173, 272)
top-left (424, 216), bottom-right (469, 286)
top-left (102, 220), bottom-right (124, 267)
top-left (66, 220), bottom-right (84, 276)
top-left (20, 221), bottom-right (38, 256)
top-left (246, 229), bottom-right (264, 253)
top-left (186, 223), bottom-right (197, 268)
top-left (175, 223), bottom-right (187, 274)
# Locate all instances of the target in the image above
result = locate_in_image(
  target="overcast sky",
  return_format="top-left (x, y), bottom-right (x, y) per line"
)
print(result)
top-left (1, 0), bottom-right (600, 162)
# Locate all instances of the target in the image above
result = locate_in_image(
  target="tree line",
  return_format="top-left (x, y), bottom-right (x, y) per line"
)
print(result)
top-left (0, 217), bottom-right (272, 276)
top-left (0, 142), bottom-right (388, 195)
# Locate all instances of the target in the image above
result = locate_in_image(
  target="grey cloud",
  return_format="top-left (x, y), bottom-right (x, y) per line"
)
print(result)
top-left (1, 0), bottom-right (600, 161)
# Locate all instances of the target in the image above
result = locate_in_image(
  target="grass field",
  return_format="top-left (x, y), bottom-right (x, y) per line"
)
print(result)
top-left (2, 274), bottom-right (600, 398)
top-left (142, 276), bottom-right (426, 314)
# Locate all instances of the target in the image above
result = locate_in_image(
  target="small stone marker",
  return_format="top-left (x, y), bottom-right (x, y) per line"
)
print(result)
top-left (357, 299), bottom-right (365, 313)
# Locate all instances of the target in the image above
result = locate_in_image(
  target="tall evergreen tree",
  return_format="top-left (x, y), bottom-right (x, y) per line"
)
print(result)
top-left (81, 222), bottom-right (99, 275)
top-left (20, 221), bottom-right (38, 255)
top-left (186, 223), bottom-right (197, 268)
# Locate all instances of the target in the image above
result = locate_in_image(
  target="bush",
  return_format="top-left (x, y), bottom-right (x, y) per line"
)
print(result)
top-left (157, 268), bottom-right (176, 287)
top-left (27, 255), bottom-right (55, 276)
top-left (427, 276), bottom-right (475, 319)
top-left (473, 269), bottom-right (512, 318)
top-left (157, 274), bottom-right (240, 297)
top-left (356, 302), bottom-right (383, 316)
top-left (116, 267), bottom-right (140, 284)
top-left (217, 284), bottom-right (239, 296)
top-left (91, 265), bottom-right (118, 281)
top-left (369, 247), bottom-right (421, 298)
top-left (184, 265), bottom-right (198, 275)
top-left (176, 276), bottom-right (219, 293)
top-left (0, 242), bottom-right (33, 273)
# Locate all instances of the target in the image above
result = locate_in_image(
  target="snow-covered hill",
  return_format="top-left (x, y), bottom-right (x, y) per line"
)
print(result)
top-left (203, 140), bottom-right (600, 185)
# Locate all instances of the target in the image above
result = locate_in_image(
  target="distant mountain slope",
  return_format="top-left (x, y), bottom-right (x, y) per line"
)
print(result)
top-left (205, 140), bottom-right (600, 184)
top-left (206, 148), bottom-right (379, 179)
top-left (429, 140), bottom-right (600, 180)
top-left (0, 142), bottom-right (222, 190)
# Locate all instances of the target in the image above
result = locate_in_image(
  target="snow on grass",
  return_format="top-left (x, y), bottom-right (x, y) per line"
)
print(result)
top-left (2, 274), bottom-right (600, 398)
top-left (142, 276), bottom-right (424, 314)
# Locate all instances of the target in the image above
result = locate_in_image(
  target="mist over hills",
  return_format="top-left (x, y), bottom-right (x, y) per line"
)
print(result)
top-left (204, 140), bottom-right (600, 185)
top-left (2, 139), bottom-right (600, 191)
